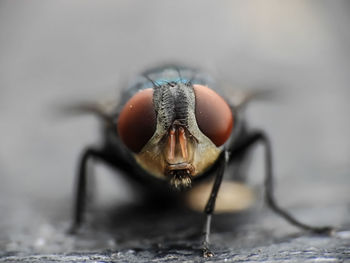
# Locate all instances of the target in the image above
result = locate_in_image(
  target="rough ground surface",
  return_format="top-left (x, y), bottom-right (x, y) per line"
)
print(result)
top-left (1, 1), bottom-right (350, 262)
top-left (1, 195), bottom-right (350, 262)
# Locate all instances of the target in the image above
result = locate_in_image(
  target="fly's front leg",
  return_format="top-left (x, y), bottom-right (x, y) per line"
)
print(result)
top-left (229, 130), bottom-right (333, 234)
top-left (69, 147), bottom-right (109, 234)
top-left (202, 151), bottom-right (228, 258)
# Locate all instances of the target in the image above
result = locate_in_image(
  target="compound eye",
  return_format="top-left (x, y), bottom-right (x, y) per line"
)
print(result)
top-left (193, 84), bottom-right (233, 146)
top-left (117, 88), bottom-right (156, 152)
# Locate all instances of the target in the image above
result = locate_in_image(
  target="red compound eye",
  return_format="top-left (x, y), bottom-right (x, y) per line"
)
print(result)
top-left (193, 84), bottom-right (233, 146)
top-left (117, 88), bottom-right (156, 152)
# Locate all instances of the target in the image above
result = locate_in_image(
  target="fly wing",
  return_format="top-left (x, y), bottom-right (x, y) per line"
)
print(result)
top-left (56, 98), bottom-right (119, 125)
top-left (224, 88), bottom-right (277, 110)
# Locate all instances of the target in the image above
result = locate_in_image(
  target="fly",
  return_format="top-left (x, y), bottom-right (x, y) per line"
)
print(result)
top-left (69, 64), bottom-right (332, 257)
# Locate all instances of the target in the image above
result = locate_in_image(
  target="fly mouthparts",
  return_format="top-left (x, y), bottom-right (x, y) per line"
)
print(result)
top-left (167, 169), bottom-right (193, 191)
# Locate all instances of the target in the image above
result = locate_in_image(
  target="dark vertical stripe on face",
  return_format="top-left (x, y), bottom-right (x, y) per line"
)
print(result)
top-left (174, 84), bottom-right (190, 125)
top-left (153, 84), bottom-right (175, 129)
top-left (152, 82), bottom-right (193, 130)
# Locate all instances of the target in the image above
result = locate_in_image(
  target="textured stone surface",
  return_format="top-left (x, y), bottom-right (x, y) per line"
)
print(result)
top-left (0, 1), bottom-right (350, 262)
top-left (1, 199), bottom-right (349, 262)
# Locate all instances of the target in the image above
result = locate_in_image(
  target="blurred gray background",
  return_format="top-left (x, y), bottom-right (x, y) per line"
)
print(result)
top-left (0, 1), bottom-right (349, 262)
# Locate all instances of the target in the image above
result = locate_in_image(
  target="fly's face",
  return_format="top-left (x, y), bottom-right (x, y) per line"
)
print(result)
top-left (117, 79), bottom-right (233, 190)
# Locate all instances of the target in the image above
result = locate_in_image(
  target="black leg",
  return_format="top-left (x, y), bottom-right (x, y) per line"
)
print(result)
top-left (68, 147), bottom-right (108, 234)
top-left (202, 151), bottom-right (228, 257)
top-left (228, 130), bottom-right (333, 234)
